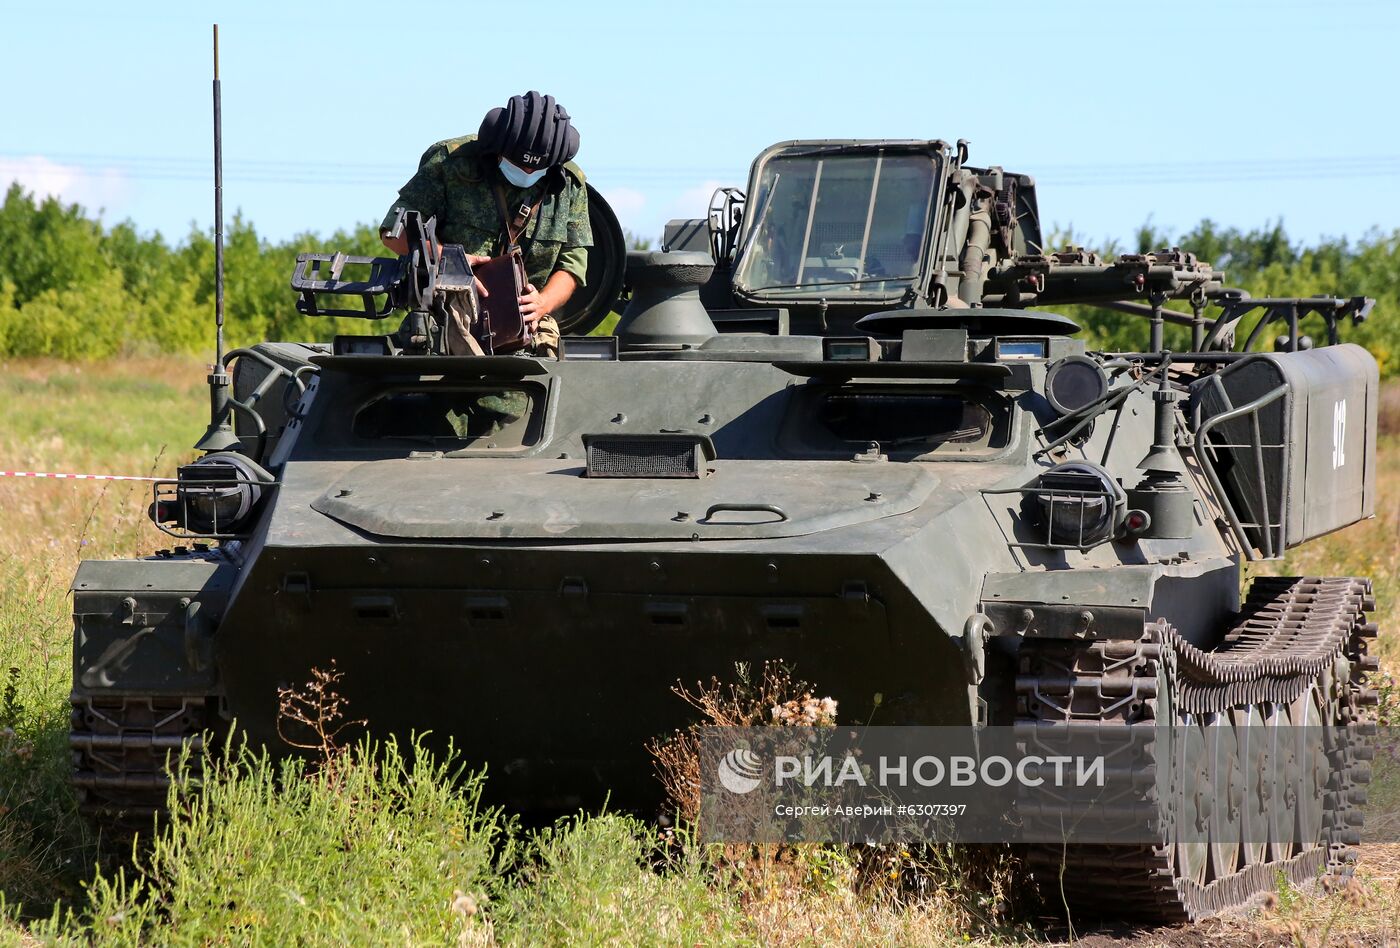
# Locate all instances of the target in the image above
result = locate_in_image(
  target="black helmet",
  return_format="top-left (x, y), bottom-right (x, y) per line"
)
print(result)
top-left (478, 91), bottom-right (580, 170)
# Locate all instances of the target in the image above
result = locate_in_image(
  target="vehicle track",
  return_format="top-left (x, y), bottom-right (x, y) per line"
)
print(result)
top-left (1017, 576), bottom-right (1377, 921)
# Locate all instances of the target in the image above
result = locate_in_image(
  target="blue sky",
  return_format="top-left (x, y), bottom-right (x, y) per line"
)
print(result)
top-left (3, 0), bottom-right (1398, 253)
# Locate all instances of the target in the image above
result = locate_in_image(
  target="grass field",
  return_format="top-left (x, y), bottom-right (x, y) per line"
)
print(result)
top-left (0, 356), bottom-right (1397, 946)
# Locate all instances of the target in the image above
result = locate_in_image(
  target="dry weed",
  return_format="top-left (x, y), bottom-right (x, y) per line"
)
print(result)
top-left (648, 662), bottom-right (1033, 940)
top-left (275, 660), bottom-right (368, 785)
top-left (649, 661), bottom-right (829, 823)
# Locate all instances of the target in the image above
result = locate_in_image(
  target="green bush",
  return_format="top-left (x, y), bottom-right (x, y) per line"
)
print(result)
top-left (0, 185), bottom-right (392, 361)
top-left (1053, 221), bottom-right (1400, 374)
top-left (17, 734), bottom-right (745, 945)
top-left (45, 738), bottom-right (509, 946)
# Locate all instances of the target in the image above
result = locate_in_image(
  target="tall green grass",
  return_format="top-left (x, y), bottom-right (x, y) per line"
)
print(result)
top-left (14, 730), bottom-right (1003, 946)
top-left (50, 738), bottom-right (507, 946)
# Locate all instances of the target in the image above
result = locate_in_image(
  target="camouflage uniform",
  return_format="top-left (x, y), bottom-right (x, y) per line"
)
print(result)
top-left (381, 134), bottom-right (593, 357)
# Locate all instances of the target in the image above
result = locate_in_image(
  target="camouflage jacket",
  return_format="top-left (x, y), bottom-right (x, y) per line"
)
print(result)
top-left (381, 135), bottom-right (592, 288)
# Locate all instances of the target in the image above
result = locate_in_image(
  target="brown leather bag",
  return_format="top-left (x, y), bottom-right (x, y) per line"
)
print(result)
top-left (471, 249), bottom-right (533, 353)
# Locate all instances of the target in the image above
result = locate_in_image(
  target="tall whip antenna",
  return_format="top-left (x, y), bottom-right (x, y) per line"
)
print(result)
top-left (213, 23), bottom-right (224, 365)
top-left (196, 22), bottom-right (239, 453)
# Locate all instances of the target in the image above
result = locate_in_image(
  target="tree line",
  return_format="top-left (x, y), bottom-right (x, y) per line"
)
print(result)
top-left (0, 183), bottom-right (390, 358)
top-left (1, 182), bottom-right (1397, 371)
top-left (1053, 219), bottom-right (1400, 371)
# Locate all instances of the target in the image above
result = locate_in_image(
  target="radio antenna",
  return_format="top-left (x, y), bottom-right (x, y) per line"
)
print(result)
top-left (213, 23), bottom-right (225, 365)
top-left (196, 23), bottom-right (239, 453)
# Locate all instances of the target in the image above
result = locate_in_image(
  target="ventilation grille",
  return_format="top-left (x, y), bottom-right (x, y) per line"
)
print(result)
top-left (583, 434), bottom-right (711, 478)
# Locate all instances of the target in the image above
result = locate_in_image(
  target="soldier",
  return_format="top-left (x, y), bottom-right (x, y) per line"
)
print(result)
top-left (380, 91), bottom-right (592, 357)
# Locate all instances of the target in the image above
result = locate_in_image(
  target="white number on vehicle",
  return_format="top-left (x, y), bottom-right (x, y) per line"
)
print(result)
top-left (1333, 399), bottom-right (1347, 470)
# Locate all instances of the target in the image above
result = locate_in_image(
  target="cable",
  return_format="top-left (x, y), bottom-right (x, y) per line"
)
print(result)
top-left (0, 151), bottom-right (737, 186)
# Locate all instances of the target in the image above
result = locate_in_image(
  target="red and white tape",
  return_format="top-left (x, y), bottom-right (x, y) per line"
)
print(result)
top-left (0, 471), bottom-right (161, 482)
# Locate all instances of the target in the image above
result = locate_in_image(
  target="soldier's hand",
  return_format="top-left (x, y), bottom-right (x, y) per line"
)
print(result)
top-left (519, 282), bottom-right (545, 328)
top-left (466, 254), bottom-right (491, 297)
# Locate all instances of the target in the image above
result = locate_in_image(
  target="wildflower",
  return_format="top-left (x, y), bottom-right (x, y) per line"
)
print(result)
top-left (451, 890), bottom-right (478, 917)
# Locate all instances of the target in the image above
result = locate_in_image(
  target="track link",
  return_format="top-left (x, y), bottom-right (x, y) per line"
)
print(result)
top-left (69, 694), bottom-right (215, 835)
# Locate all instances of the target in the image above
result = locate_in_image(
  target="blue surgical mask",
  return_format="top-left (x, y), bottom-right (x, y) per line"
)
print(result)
top-left (499, 158), bottom-right (548, 189)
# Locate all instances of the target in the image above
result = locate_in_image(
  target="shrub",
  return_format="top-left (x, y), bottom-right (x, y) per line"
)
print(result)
top-left (45, 737), bottom-right (508, 946)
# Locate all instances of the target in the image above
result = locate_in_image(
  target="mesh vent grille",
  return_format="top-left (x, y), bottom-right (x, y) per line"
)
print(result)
top-left (585, 437), bottom-right (703, 478)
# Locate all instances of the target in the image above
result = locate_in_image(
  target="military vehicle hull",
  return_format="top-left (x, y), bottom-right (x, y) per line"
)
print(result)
top-left (71, 348), bottom-right (1262, 813)
top-left (71, 137), bottom-right (1382, 923)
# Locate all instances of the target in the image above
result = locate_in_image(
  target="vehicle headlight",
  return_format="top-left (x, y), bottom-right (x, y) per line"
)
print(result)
top-left (157, 452), bottom-right (273, 536)
top-left (1033, 461), bottom-right (1125, 547)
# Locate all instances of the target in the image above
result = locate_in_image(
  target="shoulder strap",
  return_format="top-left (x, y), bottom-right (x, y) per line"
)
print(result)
top-left (492, 180), bottom-right (548, 253)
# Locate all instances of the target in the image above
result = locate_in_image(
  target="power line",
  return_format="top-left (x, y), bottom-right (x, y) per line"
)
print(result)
top-left (0, 151), bottom-right (738, 186)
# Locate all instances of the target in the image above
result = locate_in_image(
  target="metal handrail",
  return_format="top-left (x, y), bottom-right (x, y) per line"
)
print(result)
top-left (1191, 382), bottom-right (1290, 560)
top-left (221, 348), bottom-right (309, 463)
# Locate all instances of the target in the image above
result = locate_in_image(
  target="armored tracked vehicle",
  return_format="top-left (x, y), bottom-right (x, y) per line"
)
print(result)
top-left (70, 138), bottom-right (1381, 921)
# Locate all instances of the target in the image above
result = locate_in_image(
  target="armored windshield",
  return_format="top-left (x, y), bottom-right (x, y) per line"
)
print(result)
top-left (734, 148), bottom-right (937, 299)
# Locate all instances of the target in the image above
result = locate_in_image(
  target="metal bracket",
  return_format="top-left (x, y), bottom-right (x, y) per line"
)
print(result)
top-left (960, 613), bottom-right (992, 684)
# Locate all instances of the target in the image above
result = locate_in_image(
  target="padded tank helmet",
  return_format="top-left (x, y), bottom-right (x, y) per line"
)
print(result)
top-left (478, 91), bottom-right (580, 170)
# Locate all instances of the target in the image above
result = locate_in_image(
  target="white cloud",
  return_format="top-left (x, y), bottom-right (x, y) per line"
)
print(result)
top-left (601, 185), bottom-right (646, 223)
top-left (668, 179), bottom-right (732, 219)
top-left (1, 155), bottom-right (132, 214)
top-left (595, 178), bottom-right (744, 249)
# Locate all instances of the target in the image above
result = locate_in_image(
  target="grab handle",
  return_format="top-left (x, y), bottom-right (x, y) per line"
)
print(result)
top-left (702, 503), bottom-right (789, 523)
